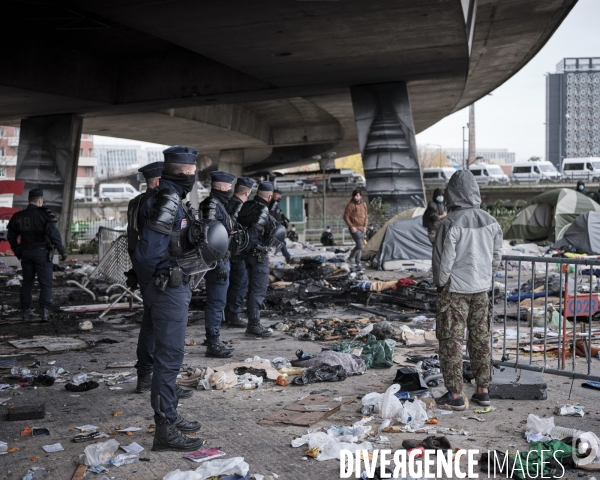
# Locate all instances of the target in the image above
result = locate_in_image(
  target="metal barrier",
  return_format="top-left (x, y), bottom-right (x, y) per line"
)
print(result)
top-left (492, 255), bottom-right (600, 381)
top-left (98, 226), bottom-right (125, 261)
top-left (304, 227), bottom-right (354, 245)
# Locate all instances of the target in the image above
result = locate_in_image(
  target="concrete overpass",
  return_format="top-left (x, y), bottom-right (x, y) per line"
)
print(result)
top-left (0, 0), bottom-right (577, 240)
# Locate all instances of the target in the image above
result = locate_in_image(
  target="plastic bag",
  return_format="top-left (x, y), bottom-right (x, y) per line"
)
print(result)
top-left (208, 371), bottom-right (237, 390)
top-left (291, 431), bottom-right (373, 461)
top-left (163, 457), bottom-right (249, 480)
top-left (271, 357), bottom-right (291, 369)
top-left (526, 414), bottom-right (555, 436)
top-left (380, 385), bottom-right (402, 419)
top-left (401, 399), bottom-right (429, 429)
top-left (291, 365), bottom-right (347, 385)
top-left (84, 439), bottom-right (119, 466)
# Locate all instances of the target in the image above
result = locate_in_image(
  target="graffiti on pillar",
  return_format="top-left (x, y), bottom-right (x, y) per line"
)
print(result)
top-left (351, 83), bottom-right (425, 214)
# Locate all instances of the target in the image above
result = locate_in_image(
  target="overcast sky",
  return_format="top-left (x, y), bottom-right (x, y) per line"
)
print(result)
top-left (96, 0), bottom-right (599, 162)
top-left (415, 0), bottom-right (600, 162)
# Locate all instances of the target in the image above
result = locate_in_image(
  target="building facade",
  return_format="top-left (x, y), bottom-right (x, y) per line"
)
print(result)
top-left (546, 57), bottom-right (600, 168)
top-left (444, 147), bottom-right (516, 165)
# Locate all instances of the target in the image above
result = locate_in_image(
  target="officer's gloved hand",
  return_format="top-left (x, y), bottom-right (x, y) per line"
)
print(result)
top-left (60, 252), bottom-right (68, 262)
top-left (216, 268), bottom-right (228, 281)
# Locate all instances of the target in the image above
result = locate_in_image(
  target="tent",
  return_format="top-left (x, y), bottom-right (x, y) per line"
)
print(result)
top-left (362, 207), bottom-right (425, 260)
top-left (552, 212), bottom-right (600, 254)
top-left (504, 189), bottom-right (600, 243)
top-left (377, 215), bottom-right (432, 266)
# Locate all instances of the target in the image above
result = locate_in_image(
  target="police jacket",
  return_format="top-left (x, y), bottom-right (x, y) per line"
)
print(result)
top-left (200, 192), bottom-right (234, 268)
top-left (131, 179), bottom-right (191, 290)
top-left (7, 205), bottom-right (65, 255)
top-left (269, 199), bottom-right (289, 228)
top-left (225, 195), bottom-right (244, 222)
top-left (238, 196), bottom-right (273, 251)
top-left (320, 231), bottom-right (334, 246)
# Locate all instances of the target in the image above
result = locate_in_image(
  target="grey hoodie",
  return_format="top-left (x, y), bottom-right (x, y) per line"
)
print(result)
top-left (432, 170), bottom-right (503, 293)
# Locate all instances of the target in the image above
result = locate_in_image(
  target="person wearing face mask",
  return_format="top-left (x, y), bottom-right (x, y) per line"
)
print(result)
top-left (7, 187), bottom-right (67, 322)
top-left (577, 180), bottom-right (587, 196)
top-left (200, 171), bottom-right (238, 358)
top-left (424, 188), bottom-right (447, 244)
top-left (287, 224), bottom-right (299, 242)
top-left (131, 145), bottom-right (204, 451)
top-left (320, 226), bottom-right (334, 246)
top-left (344, 190), bottom-right (368, 269)
top-left (223, 176), bottom-right (255, 329)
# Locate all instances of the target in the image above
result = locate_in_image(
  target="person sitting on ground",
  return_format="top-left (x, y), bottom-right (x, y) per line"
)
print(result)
top-left (320, 226), bottom-right (334, 246)
top-left (287, 224), bottom-right (299, 242)
top-left (433, 170), bottom-right (502, 411)
top-left (577, 180), bottom-right (587, 196)
top-left (424, 188), bottom-right (447, 244)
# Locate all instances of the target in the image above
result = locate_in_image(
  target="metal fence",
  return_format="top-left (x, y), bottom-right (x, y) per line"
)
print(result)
top-left (71, 220), bottom-right (126, 242)
top-left (491, 255), bottom-right (600, 381)
top-left (304, 227), bottom-right (354, 245)
top-left (98, 226), bottom-right (126, 261)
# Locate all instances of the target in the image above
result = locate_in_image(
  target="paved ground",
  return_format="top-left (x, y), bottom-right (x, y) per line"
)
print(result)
top-left (1, 261), bottom-right (599, 480)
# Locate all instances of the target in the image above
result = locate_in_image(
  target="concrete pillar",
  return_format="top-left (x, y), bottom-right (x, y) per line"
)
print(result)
top-left (350, 82), bottom-right (425, 215)
top-left (218, 149), bottom-right (244, 177)
top-left (468, 104), bottom-right (476, 165)
top-left (13, 114), bottom-right (83, 244)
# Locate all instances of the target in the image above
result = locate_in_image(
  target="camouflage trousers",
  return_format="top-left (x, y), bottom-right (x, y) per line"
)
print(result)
top-left (436, 287), bottom-right (492, 393)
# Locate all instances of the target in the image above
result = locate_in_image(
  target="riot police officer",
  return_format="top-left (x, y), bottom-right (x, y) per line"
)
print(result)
top-left (7, 188), bottom-right (67, 322)
top-left (131, 146), bottom-right (205, 452)
top-left (270, 188), bottom-right (291, 262)
top-left (237, 181), bottom-right (282, 337)
top-left (127, 162), bottom-right (192, 399)
top-left (223, 176), bottom-right (254, 328)
top-left (199, 171), bottom-right (237, 358)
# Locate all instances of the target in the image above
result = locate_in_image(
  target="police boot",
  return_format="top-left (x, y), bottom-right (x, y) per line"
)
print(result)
top-left (174, 414), bottom-right (201, 433)
top-left (22, 309), bottom-right (40, 321)
top-left (40, 308), bottom-right (51, 322)
top-left (245, 319), bottom-right (273, 338)
top-left (135, 373), bottom-right (152, 393)
top-left (224, 310), bottom-right (247, 328)
top-left (152, 418), bottom-right (205, 452)
top-left (175, 385), bottom-right (194, 399)
top-left (205, 341), bottom-right (234, 358)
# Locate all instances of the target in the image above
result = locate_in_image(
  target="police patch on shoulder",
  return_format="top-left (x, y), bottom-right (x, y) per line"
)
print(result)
top-left (181, 218), bottom-right (188, 229)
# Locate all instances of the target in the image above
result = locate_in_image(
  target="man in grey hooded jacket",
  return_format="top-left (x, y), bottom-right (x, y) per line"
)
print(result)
top-left (432, 169), bottom-right (503, 410)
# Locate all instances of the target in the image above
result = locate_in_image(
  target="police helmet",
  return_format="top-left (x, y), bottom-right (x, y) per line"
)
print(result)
top-left (266, 223), bottom-right (287, 254)
top-left (199, 220), bottom-right (229, 264)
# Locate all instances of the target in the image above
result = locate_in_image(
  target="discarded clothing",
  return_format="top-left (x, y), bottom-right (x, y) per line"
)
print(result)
top-left (291, 351), bottom-right (366, 375)
top-left (333, 335), bottom-right (396, 369)
top-left (65, 381), bottom-right (99, 392)
top-left (512, 440), bottom-right (576, 479)
top-left (291, 365), bottom-right (347, 385)
top-left (394, 278), bottom-right (417, 288)
top-left (393, 367), bottom-right (428, 392)
top-left (506, 291), bottom-right (559, 302)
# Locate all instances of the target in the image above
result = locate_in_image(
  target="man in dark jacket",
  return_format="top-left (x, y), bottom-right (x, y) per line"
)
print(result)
top-left (270, 188), bottom-right (291, 262)
top-left (577, 180), bottom-right (587, 196)
top-left (287, 225), bottom-right (299, 242)
top-left (7, 187), bottom-right (67, 321)
top-left (320, 226), bottom-right (334, 246)
top-left (425, 188), bottom-right (447, 244)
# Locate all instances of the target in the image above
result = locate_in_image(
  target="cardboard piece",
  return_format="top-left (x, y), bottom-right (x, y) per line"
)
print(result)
top-left (8, 336), bottom-right (87, 352)
top-left (259, 395), bottom-right (355, 427)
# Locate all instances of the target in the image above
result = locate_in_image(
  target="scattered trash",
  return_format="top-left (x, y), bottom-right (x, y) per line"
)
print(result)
top-left (83, 439), bottom-right (119, 466)
top-left (79, 320), bottom-right (93, 331)
top-left (183, 447), bottom-right (226, 463)
top-left (163, 457), bottom-right (249, 480)
top-left (41, 443), bottom-right (64, 453)
top-left (259, 395), bottom-right (354, 427)
top-left (554, 404), bottom-right (585, 417)
top-left (7, 405), bottom-right (45, 421)
top-left (292, 365), bottom-right (347, 385)
top-left (473, 406), bottom-right (495, 414)
top-left (120, 442), bottom-right (144, 454)
top-left (109, 452), bottom-right (139, 466)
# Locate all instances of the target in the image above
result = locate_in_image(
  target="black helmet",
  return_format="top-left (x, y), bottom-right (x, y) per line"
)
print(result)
top-left (266, 224), bottom-right (287, 253)
top-left (190, 219), bottom-right (229, 264)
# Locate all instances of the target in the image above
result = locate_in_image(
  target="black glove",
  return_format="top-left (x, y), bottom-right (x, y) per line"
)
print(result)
top-left (60, 252), bottom-right (68, 262)
top-left (124, 268), bottom-right (139, 290)
top-left (216, 268), bottom-right (228, 281)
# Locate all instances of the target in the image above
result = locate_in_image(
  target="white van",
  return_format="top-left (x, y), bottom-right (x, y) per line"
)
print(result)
top-left (468, 164), bottom-right (510, 186)
top-left (562, 158), bottom-right (600, 182)
top-left (422, 167), bottom-right (457, 186)
top-left (511, 161), bottom-right (562, 184)
top-left (327, 172), bottom-right (366, 191)
top-left (99, 183), bottom-right (139, 201)
top-left (274, 177), bottom-right (318, 193)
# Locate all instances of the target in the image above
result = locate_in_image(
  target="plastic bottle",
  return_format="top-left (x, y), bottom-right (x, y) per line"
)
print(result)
top-left (71, 373), bottom-right (88, 385)
top-left (11, 367), bottom-right (31, 376)
top-left (109, 453), bottom-right (139, 466)
top-left (550, 426), bottom-right (585, 440)
top-left (240, 383), bottom-right (257, 390)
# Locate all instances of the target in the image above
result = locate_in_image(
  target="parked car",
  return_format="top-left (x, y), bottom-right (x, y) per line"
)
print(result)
top-left (511, 161), bottom-right (562, 184)
top-left (468, 164), bottom-right (510, 186)
top-left (562, 157), bottom-right (600, 182)
top-left (422, 167), bottom-right (457, 186)
top-left (274, 177), bottom-right (318, 193)
top-left (99, 183), bottom-right (139, 201)
top-left (327, 172), bottom-right (366, 191)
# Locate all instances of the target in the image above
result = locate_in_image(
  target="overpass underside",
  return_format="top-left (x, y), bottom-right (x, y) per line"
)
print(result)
top-left (0, 0), bottom-right (577, 238)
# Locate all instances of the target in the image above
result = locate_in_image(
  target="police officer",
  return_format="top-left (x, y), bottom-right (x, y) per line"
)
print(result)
top-left (127, 162), bottom-right (193, 400)
top-left (131, 146), bottom-right (204, 451)
top-left (199, 171), bottom-right (237, 358)
top-left (237, 182), bottom-right (280, 337)
top-left (7, 188), bottom-right (67, 322)
top-left (224, 176), bottom-right (254, 329)
top-left (270, 188), bottom-right (291, 262)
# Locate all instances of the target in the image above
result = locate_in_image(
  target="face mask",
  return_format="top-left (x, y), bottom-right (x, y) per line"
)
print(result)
top-left (436, 196), bottom-right (444, 203)
top-left (578, 185), bottom-right (584, 191)
top-left (291, 228), bottom-right (296, 231)
top-left (162, 172), bottom-right (196, 195)
top-left (327, 229), bottom-right (331, 233)
top-left (213, 189), bottom-right (233, 203)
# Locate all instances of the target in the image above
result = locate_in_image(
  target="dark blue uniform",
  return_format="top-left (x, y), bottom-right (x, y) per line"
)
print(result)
top-left (225, 195), bottom-right (248, 316)
top-left (200, 192), bottom-right (233, 344)
top-left (131, 178), bottom-right (191, 423)
top-left (7, 205), bottom-right (65, 310)
top-left (269, 198), bottom-right (291, 261)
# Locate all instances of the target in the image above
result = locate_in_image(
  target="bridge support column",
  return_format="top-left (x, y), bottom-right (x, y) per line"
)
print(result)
top-left (351, 82), bottom-right (425, 215)
top-left (13, 114), bottom-right (83, 244)
top-left (218, 149), bottom-right (244, 177)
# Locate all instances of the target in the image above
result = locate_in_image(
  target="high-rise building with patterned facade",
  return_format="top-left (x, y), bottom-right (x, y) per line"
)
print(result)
top-left (546, 57), bottom-right (600, 168)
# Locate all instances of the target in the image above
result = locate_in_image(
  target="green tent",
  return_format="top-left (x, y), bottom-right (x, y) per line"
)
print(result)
top-left (505, 188), bottom-right (600, 242)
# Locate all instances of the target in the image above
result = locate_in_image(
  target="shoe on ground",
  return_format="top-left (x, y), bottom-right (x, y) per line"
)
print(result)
top-left (40, 308), bottom-right (51, 322)
top-left (152, 419), bottom-right (205, 452)
top-left (245, 321), bottom-right (273, 337)
top-left (471, 392), bottom-right (491, 406)
top-left (135, 373), bottom-right (152, 393)
top-left (175, 384), bottom-right (194, 399)
top-left (205, 342), bottom-right (234, 358)
top-left (174, 414), bottom-right (201, 433)
top-left (434, 392), bottom-right (466, 411)
top-left (224, 310), bottom-right (248, 328)
top-left (22, 308), bottom-right (40, 321)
